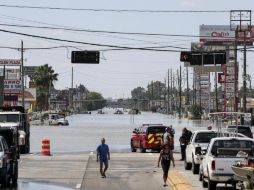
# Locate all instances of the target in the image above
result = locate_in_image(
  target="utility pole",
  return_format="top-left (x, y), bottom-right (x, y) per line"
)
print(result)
top-left (167, 69), bottom-right (170, 114)
top-left (170, 69), bottom-right (173, 114)
top-left (243, 32), bottom-right (247, 112)
top-left (164, 78), bottom-right (167, 113)
top-left (230, 10), bottom-right (251, 112)
top-left (71, 66), bottom-right (74, 110)
top-left (21, 41), bottom-right (25, 107)
top-left (179, 66), bottom-right (182, 118)
top-left (193, 69), bottom-right (196, 105)
top-left (186, 67), bottom-right (189, 105)
top-left (172, 72), bottom-right (175, 113)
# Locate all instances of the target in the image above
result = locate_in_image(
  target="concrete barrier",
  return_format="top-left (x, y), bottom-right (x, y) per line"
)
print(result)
top-left (167, 170), bottom-right (194, 190)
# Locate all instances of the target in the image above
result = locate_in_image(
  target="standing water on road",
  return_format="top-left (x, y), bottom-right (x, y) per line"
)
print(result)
top-left (30, 109), bottom-right (209, 153)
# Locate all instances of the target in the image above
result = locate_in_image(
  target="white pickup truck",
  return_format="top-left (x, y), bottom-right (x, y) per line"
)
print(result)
top-left (185, 130), bottom-right (218, 174)
top-left (199, 137), bottom-right (254, 190)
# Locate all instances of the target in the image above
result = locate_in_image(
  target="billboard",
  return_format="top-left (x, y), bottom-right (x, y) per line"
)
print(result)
top-left (4, 80), bottom-right (22, 94)
top-left (200, 25), bottom-right (254, 45)
top-left (5, 69), bottom-right (20, 80)
top-left (24, 66), bottom-right (38, 77)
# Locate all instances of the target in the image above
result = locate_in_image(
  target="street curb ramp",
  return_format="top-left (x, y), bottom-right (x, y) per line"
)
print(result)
top-left (167, 170), bottom-right (194, 190)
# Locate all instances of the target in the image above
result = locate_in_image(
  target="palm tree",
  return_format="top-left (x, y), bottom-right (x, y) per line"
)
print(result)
top-left (34, 64), bottom-right (58, 110)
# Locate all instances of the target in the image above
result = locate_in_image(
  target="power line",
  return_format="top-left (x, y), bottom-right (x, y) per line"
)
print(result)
top-left (0, 4), bottom-right (234, 13)
top-left (0, 22), bottom-right (199, 38)
top-left (0, 28), bottom-right (184, 52)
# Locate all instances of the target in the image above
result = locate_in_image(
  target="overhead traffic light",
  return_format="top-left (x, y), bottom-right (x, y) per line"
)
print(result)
top-left (71, 51), bottom-right (100, 64)
top-left (180, 51), bottom-right (226, 65)
top-left (180, 51), bottom-right (192, 62)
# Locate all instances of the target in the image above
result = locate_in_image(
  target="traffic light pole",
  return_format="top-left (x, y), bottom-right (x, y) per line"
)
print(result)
top-left (21, 41), bottom-right (25, 108)
top-left (243, 31), bottom-right (247, 112)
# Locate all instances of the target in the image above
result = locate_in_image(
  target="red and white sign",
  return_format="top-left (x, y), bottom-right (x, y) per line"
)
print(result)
top-left (200, 25), bottom-right (254, 44)
top-left (0, 59), bottom-right (21, 66)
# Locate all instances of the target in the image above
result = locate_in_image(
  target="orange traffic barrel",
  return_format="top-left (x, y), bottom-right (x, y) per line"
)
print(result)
top-left (41, 139), bottom-right (51, 156)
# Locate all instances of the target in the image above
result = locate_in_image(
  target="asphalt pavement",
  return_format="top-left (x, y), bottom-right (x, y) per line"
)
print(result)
top-left (19, 152), bottom-right (240, 190)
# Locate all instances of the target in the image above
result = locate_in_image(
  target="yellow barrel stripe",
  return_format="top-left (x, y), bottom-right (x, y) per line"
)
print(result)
top-left (156, 133), bottom-right (163, 137)
top-left (148, 137), bottom-right (155, 144)
top-left (154, 141), bottom-right (159, 144)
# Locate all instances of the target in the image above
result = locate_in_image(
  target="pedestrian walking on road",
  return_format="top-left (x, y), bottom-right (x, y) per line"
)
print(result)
top-left (158, 144), bottom-right (172, 187)
top-left (179, 127), bottom-right (192, 161)
top-left (97, 138), bottom-right (110, 178)
top-left (162, 126), bottom-right (175, 167)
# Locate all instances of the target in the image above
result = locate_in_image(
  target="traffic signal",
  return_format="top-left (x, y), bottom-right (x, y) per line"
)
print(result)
top-left (180, 51), bottom-right (226, 65)
top-left (71, 51), bottom-right (100, 64)
top-left (180, 51), bottom-right (191, 62)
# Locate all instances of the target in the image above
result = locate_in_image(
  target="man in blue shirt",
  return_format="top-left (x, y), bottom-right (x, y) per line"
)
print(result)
top-left (97, 138), bottom-right (110, 178)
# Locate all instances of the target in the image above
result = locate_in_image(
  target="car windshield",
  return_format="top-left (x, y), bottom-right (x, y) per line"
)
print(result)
top-left (0, 114), bottom-right (19, 122)
top-left (195, 132), bottom-right (218, 143)
top-left (146, 127), bottom-right (166, 134)
top-left (211, 139), bottom-right (254, 156)
top-left (227, 126), bottom-right (252, 138)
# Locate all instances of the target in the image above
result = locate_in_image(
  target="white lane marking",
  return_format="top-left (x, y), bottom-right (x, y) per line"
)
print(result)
top-left (90, 151), bottom-right (93, 155)
top-left (76, 184), bottom-right (81, 189)
top-left (86, 167), bottom-right (159, 171)
top-left (148, 153), bottom-right (153, 156)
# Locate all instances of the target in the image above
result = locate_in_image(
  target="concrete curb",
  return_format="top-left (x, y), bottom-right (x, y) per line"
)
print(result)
top-left (167, 170), bottom-right (194, 190)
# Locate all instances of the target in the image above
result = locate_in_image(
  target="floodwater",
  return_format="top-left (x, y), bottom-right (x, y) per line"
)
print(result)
top-left (30, 108), bottom-right (210, 153)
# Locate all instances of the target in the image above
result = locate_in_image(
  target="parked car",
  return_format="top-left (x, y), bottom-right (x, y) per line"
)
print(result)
top-left (131, 124), bottom-right (166, 153)
top-left (226, 125), bottom-right (253, 138)
top-left (0, 128), bottom-right (19, 187)
top-left (199, 137), bottom-right (254, 190)
top-left (185, 130), bottom-right (218, 174)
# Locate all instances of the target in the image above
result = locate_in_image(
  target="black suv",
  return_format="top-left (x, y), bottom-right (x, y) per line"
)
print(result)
top-left (226, 125), bottom-right (253, 138)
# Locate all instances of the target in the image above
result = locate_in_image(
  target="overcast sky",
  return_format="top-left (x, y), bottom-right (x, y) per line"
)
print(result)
top-left (0, 0), bottom-right (253, 99)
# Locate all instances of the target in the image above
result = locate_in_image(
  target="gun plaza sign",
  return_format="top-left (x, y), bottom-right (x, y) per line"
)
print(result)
top-left (0, 59), bottom-right (21, 66)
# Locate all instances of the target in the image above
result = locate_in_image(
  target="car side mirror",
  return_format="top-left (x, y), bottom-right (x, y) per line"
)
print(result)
top-left (195, 146), bottom-right (202, 155)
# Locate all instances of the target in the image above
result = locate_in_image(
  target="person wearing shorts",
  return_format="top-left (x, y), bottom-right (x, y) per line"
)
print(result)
top-left (97, 138), bottom-right (110, 178)
top-left (158, 144), bottom-right (172, 187)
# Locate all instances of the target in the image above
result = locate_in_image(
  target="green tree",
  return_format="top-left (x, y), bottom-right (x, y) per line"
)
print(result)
top-left (86, 92), bottom-right (105, 110)
top-left (34, 64), bottom-right (58, 110)
top-left (147, 81), bottom-right (166, 100)
top-left (131, 87), bottom-right (147, 100)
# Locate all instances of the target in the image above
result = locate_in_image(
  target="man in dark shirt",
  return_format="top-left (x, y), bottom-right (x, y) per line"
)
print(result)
top-left (179, 128), bottom-right (192, 161)
top-left (97, 138), bottom-right (110, 178)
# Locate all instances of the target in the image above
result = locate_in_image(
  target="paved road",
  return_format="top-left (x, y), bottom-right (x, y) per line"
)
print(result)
top-left (19, 152), bottom-right (239, 190)
top-left (19, 152), bottom-right (172, 190)
top-left (82, 152), bottom-right (170, 190)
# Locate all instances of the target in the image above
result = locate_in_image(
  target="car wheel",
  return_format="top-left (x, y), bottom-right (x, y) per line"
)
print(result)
top-left (184, 158), bottom-right (192, 170)
top-left (140, 143), bottom-right (146, 153)
top-left (1, 176), bottom-right (10, 188)
top-left (208, 178), bottom-right (217, 190)
top-left (231, 182), bottom-right (237, 189)
top-left (202, 175), bottom-right (208, 188)
top-left (192, 158), bottom-right (200, 174)
top-left (199, 172), bottom-right (202, 181)
top-left (243, 181), bottom-right (252, 190)
top-left (130, 141), bottom-right (137, 152)
top-left (11, 162), bottom-right (18, 186)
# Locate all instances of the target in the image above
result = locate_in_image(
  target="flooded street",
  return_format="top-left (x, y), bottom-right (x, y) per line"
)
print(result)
top-left (30, 109), bottom-right (210, 153)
